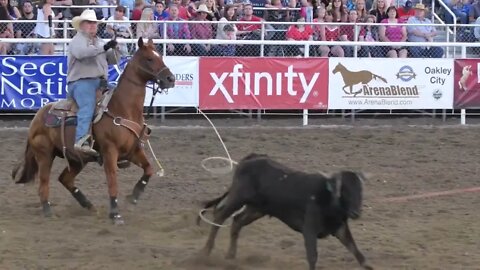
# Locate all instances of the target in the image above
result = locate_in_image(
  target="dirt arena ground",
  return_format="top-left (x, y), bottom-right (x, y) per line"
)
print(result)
top-left (1, 117), bottom-right (479, 270)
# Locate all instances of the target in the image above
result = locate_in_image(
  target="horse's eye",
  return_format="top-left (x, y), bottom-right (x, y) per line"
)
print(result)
top-left (147, 58), bottom-right (153, 62)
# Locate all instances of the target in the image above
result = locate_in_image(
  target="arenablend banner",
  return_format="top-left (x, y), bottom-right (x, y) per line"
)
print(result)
top-left (453, 59), bottom-right (480, 109)
top-left (328, 58), bottom-right (454, 110)
top-left (199, 57), bottom-right (329, 110)
top-left (109, 56), bottom-right (199, 107)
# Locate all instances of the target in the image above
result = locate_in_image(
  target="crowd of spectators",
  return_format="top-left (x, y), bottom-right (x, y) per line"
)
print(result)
top-left (1, 0), bottom-right (480, 57)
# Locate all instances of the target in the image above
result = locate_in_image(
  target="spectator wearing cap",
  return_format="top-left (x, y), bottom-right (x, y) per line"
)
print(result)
top-left (189, 4), bottom-right (214, 56)
top-left (406, 3), bottom-right (443, 58)
top-left (397, 0), bottom-right (415, 22)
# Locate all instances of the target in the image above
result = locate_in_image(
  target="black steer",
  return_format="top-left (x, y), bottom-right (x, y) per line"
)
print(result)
top-left (197, 153), bottom-right (373, 270)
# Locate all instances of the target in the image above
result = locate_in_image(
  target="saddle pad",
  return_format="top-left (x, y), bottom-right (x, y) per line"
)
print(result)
top-left (44, 113), bottom-right (78, 128)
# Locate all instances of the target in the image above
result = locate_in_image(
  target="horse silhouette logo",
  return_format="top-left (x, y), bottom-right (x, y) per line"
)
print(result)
top-left (458, 65), bottom-right (472, 91)
top-left (332, 63), bottom-right (388, 97)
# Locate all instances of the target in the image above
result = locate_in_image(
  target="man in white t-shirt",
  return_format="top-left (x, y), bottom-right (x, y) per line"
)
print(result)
top-left (106, 5), bottom-right (131, 55)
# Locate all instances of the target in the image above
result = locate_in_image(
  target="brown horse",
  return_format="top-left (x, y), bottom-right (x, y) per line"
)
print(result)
top-left (332, 62), bottom-right (388, 97)
top-left (11, 37), bottom-right (175, 225)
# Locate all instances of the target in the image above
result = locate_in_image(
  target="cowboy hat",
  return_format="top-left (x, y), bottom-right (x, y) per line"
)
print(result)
top-left (71, 9), bottom-right (101, 30)
top-left (196, 4), bottom-right (213, 15)
top-left (413, 3), bottom-right (426, 10)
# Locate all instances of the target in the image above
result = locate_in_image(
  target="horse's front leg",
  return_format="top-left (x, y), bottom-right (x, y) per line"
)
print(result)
top-left (342, 85), bottom-right (350, 95)
top-left (126, 146), bottom-right (154, 205)
top-left (102, 146), bottom-right (124, 225)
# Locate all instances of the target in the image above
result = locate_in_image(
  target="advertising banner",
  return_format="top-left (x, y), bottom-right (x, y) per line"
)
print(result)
top-left (109, 56), bottom-right (199, 107)
top-left (0, 56), bottom-right (67, 110)
top-left (328, 58), bottom-right (454, 109)
top-left (0, 56), bottom-right (199, 110)
top-left (199, 57), bottom-right (329, 110)
top-left (453, 59), bottom-right (480, 109)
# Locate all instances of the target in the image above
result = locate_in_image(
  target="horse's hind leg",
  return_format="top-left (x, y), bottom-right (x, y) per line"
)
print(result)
top-left (58, 161), bottom-right (95, 212)
top-left (35, 149), bottom-right (55, 217)
top-left (126, 147), bottom-right (154, 205)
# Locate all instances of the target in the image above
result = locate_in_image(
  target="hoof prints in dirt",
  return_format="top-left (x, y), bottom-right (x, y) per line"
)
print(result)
top-left (1, 123), bottom-right (479, 270)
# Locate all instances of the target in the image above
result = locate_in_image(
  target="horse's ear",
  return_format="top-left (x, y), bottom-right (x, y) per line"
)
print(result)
top-left (147, 38), bottom-right (154, 47)
top-left (138, 37), bottom-right (144, 48)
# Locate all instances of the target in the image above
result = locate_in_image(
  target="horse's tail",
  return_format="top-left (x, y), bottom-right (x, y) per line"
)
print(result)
top-left (12, 141), bottom-right (38, 184)
top-left (373, 74), bottom-right (388, 83)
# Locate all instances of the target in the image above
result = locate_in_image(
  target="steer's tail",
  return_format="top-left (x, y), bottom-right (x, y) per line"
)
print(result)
top-left (372, 73), bottom-right (388, 83)
top-left (196, 191), bottom-right (229, 225)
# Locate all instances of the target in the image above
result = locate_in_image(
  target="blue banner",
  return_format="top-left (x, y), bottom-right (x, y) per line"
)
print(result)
top-left (0, 56), bottom-right (129, 111)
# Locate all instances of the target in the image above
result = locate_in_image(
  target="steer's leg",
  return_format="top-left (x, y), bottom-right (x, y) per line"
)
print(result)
top-left (335, 222), bottom-right (373, 270)
top-left (303, 204), bottom-right (321, 270)
top-left (200, 195), bottom-right (245, 257)
top-left (226, 206), bottom-right (264, 259)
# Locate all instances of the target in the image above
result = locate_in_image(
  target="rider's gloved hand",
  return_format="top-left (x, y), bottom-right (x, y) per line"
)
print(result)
top-left (103, 39), bottom-right (118, 51)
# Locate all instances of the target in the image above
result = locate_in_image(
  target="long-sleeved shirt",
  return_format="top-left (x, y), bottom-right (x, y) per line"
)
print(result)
top-left (67, 31), bottom-right (119, 83)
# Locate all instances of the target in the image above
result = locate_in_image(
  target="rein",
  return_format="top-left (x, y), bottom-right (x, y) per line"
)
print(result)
top-left (121, 60), bottom-right (170, 118)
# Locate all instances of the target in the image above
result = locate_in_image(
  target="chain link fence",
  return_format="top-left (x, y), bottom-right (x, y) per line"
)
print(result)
top-left (2, 19), bottom-right (480, 58)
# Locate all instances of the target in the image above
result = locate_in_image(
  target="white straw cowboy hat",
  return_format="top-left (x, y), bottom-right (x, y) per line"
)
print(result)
top-left (196, 4), bottom-right (213, 15)
top-left (72, 9), bottom-right (102, 30)
top-left (413, 3), bottom-right (427, 10)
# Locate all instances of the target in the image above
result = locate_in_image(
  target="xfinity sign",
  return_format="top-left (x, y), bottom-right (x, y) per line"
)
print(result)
top-left (200, 58), bottom-right (328, 110)
top-left (209, 64), bottom-right (320, 103)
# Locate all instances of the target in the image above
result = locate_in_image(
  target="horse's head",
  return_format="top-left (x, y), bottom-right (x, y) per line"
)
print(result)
top-left (331, 170), bottom-right (365, 220)
top-left (332, 63), bottom-right (344, 74)
top-left (131, 37), bottom-right (175, 90)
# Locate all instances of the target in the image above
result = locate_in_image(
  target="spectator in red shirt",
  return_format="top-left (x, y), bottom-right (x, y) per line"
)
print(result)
top-left (236, 3), bottom-right (263, 56)
top-left (340, 9), bottom-right (369, 57)
top-left (286, 15), bottom-right (313, 56)
top-left (167, 0), bottom-right (191, 20)
top-left (131, 0), bottom-right (146, 20)
top-left (397, 0), bottom-right (415, 22)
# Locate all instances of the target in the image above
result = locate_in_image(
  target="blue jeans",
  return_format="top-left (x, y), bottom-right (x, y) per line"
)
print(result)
top-left (67, 78), bottom-right (100, 142)
top-left (409, 46), bottom-right (444, 58)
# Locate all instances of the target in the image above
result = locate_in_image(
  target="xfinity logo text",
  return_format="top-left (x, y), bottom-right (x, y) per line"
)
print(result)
top-left (209, 64), bottom-right (320, 103)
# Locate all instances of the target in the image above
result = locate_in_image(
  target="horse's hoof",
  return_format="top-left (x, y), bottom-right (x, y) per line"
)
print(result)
top-left (110, 214), bottom-right (125, 226)
top-left (126, 194), bottom-right (138, 205)
top-left (42, 202), bottom-right (52, 217)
